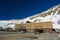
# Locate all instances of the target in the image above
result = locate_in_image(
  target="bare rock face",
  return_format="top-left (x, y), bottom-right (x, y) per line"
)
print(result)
top-left (26, 21), bottom-right (31, 23)
top-left (58, 20), bottom-right (60, 24)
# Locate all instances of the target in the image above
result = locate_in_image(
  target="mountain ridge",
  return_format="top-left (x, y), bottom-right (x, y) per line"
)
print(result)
top-left (0, 4), bottom-right (60, 29)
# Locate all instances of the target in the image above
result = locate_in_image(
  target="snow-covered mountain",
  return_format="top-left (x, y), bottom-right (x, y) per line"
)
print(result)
top-left (0, 4), bottom-right (60, 29)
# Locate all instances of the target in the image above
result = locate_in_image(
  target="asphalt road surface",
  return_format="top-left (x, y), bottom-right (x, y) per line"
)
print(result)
top-left (0, 31), bottom-right (23, 35)
top-left (0, 31), bottom-right (60, 40)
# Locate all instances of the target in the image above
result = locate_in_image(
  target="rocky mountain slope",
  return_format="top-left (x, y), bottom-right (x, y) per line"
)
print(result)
top-left (0, 4), bottom-right (60, 29)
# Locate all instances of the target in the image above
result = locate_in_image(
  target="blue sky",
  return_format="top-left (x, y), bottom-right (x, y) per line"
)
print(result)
top-left (0, 0), bottom-right (60, 20)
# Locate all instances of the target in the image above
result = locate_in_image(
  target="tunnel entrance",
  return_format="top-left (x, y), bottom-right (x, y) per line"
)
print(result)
top-left (35, 29), bottom-right (44, 34)
top-left (39, 29), bottom-right (43, 33)
top-left (19, 29), bottom-right (26, 33)
top-left (19, 26), bottom-right (26, 33)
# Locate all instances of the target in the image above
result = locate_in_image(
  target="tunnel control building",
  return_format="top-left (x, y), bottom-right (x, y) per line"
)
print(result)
top-left (15, 22), bottom-right (53, 33)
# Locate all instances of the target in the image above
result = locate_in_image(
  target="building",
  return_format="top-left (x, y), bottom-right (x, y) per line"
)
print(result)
top-left (15, 22), bottom-right (53, 33)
